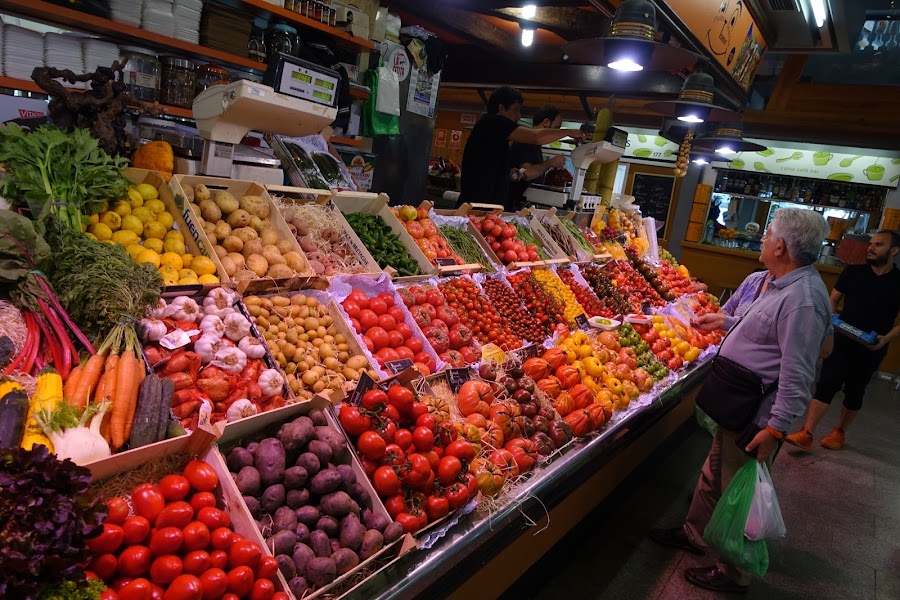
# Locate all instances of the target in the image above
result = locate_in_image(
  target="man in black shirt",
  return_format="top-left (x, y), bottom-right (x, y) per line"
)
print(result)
top-left (786, 229), bottom-right (900, 451)
top-left (507, 105), bottom-right (567, 210)
top-left (458, 87), bottom-right (584, 211)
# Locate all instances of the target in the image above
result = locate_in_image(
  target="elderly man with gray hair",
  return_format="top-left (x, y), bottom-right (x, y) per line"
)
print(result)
top-left (650, 207), bottom-right (832, 593)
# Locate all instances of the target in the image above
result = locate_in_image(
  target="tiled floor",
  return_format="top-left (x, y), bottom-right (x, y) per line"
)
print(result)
top-left (504, 378), bottom-right (900, 599)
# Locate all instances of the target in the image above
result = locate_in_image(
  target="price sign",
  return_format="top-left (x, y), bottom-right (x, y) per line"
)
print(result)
top-left (346, 372), bottom-right (376, 406)
top-left (435, 257), bottom-right (458, 267)
top-left (385, 358), bottom-right (415, 375)
top-left (481, 343), bottom-right (506, 363)
top-left (446, 367), bottom-right (471, 394)
top-left (575, 314), bottom-right (591, 331)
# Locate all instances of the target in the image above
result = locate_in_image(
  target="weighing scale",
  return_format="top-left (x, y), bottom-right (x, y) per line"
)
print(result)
top-left (192, 54), bottom-right (341, 177)
top-left (523, 127), bottom-right (626, 210)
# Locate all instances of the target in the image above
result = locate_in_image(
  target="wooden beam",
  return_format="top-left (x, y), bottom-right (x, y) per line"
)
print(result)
top-left (492, 6), bottom-right (609, 40)
top-left (392, 0), bottom-right (519, 53)
top-left (767, 54), bottom-right (808, 112)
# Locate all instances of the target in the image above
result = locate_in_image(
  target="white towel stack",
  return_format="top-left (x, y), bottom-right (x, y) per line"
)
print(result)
top-left (173, 0), bottom-right (203, 45)
top-left (3, 25), bottom-right (44, 80)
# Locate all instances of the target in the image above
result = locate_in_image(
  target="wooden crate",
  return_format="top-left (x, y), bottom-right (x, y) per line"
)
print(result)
top-left (415, 201), bottom-right (484, 274)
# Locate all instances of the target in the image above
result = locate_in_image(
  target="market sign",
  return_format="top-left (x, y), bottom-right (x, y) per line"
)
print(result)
top-left (624, 132), bottom-right (679, 163)
top-left (724, 146), bottom-right (900, 188)
top-left (666, 0), bottom-right (767, 91)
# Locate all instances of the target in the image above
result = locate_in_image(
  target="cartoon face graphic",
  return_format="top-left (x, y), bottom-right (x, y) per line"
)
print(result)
top-left (707, 0), bottom-right (743, 56)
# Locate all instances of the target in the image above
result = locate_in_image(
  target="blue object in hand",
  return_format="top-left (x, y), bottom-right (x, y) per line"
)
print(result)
top-left (832, 314), bottom-right (878, 345)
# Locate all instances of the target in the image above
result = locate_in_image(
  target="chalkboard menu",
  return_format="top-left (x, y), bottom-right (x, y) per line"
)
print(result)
top-left (631, 173), bottom-right (676, 238)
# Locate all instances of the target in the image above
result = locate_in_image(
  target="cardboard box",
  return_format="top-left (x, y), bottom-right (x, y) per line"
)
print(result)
top-left (338, 151), bottom-right (375, 192)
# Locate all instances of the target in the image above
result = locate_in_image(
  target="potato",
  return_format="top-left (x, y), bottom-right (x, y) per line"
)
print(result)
top-left (295, 522), bottom-right (310, 545)
top-left (227, 252), bottom-right (246, 271)
top-left (359, 529), bottom-right (384, 560)
top-left (338, 513), bottom-right (365, 550)
top-left (250, 216), bottom-right (264, 232)
top-left (273, 506), bottom-right (298, 534)
top-left (267, 529), bottom-right (297, 556)
top-left (243, 495), bottom-right (261, 519)
top-left (215, 190), bottom-right (239, 213)
top-left (194, 184), bottom-right (211, 202)
top-left (331, 548), bottom-right (360, 576)
top-left (345, 355), bottom-right (369, 371)
top-left (202, 221), bottom-right (216, 237)
top-left (306, 557), bottom-right (336, 589)
top-left (276, 239), bottom-right (295, 255)
top-left (268, 264), bottom-right (294, 279)
top-left (243, 238), bottom-right (264, 257)
top-left (291, 543), bottom-right (316, 575)
top-left (362, 509), bottom-right (389, 534)
top-left (315, 515), bottom-right (339, 538)
top-left (295, 452), bottom-right (320, 476)
top-left (283, 251), bottom-right (306, 272)
top-left (288, 577), bottom-right (309, 598)
top-left (261, 484), bottom-right (286, 514)
top-left (246, 254), bottom-right (268, 277)
top-left (384, 521), bottom-right (404, 544)
top-left (263, 244), bottom-right (286, 266)
top-left (220, 256), bottom-right (237, 277)
top-left (309, 530), bottom-right (331, 558)
top-left (233, 227), bottom-right (258, 243)
top-left (260, 229), bottom-right (281, 246)
top-left (284, 466), bottom-right (309, 490)
top-left (235, 466), bottom-right (261, 495)
top-left (199, 199), bottom-right (222, 222)
top-left (308, 409), bottom-right (328, 426)
top-left (349, 482), bottom-right (371, 507)
top-left (310, 469), bottom-right (342, 495)
top-left (277, 417), bottom-right (315, 453)
top-left (305, 441), bottom-right (332, 469)
top-left (240, 195), bottom-right (270, 218)
top-left (214, 245), bottom-right (227, 259)
top-left (221, 235), bottom-right (243, 253)
top-left (214, 221), bottom-right (232, 242)
top-left (287, 488), bottom-right (311, 509)
top-left (336, 464), bottom-right (356, 489)
top-left (276, 555), bottom-right (296, 580)
top-left (321, 491), bottom-right (353, 518)
top-left (227, 447), bottom-right (254, 471)
top-left (227, 208), bottom-right (252, 228)
top-left (254, 438), bottom-right (286, 486)
top-left (295, 505), bottom-right (320, 528)
top-left (314, 426), bottom-right (350, 465)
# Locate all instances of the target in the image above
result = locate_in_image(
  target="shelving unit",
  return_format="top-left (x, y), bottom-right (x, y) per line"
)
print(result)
top-left (712, 192), bottom-right (881, 214)
top-left (235, 0), bottom-right (375, 52)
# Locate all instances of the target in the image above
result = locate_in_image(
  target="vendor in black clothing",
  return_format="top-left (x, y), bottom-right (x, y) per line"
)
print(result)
top-left (507, 105), bottom-right (568, 211)
top-left (458, 87), bottom-right (583, 211)
top-left (785, 229), bottom-right (900, 451)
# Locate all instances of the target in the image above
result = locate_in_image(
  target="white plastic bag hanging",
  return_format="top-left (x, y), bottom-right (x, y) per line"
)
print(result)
top-left (375, 65), bottom-right (401, 116)
top-left (744, 461), bottom-right (786, 541)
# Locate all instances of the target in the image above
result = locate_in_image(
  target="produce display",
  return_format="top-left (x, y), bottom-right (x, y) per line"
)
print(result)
top-left (280, 202), bottom-right (373, 276)
top-left (633, 259), bottom-right (698, 300)
top-left (185, 183), bottom-right (309, 282)
top-left (398, 282), bottom-right (482, 366)
top-left (437, 277), bottom-right (523, 353)
top-left (579, 264), bottom-right (634, 316)
top-left (617, 323), bottom-right (669, 382)
top-left (224, 407), bottom-right (404, 596)
top-left (602, 260), bottom-right (666, 308)
top-left (530, 268), bottom-right (586, 328)
top-left (478, 276), bottom-right (548, 344)
top-left (556, 267), bottom-right (612, 319)
top-left (470, 213), bottom-right (545, 265)
top-left (344, 213), bottom-right (422, 277)
top-left (539, 215), bottom-right (593, 258)
top-left (438, 224), bottom-right (495, 272)
top-left (394, 205), bottom-right (464, 267)
top-left (506, 271), bottom-right (567, 335)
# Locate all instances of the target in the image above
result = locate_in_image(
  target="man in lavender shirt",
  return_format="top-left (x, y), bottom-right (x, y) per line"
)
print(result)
top-left (650, 208), bottom-right (832, 593)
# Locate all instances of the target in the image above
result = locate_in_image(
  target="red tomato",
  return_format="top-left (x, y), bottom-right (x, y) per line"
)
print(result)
top-left (358, 309), bottom-right (379, 331)
top-left (437, 455), bottom-right (462, 485)
top-left (122, 516), bottom-right (151, 546)
top-left (396, 345), bottom-right (415, 361)
top-left (118, 546), bottom-right (152, 578)
top-left (377, 314), bottom-right (397, 331)
top-left (360, 388), bottom-right (388, 411)
top-left (425, 495), bottom-right (450, 521)
top-left (249, 579), bottom-right (275, 600)
top-left (182, 521), bottom-right (211, 552)
top-left (149, 527), bottom-right (184, 556)
top-left (383, 494), bottom-right (405, 519)
top-left (347, 290), bottom-right (369, 309)
top-left (413, 351), bottom-right (435, 372)
top-left (388, 305), bottom-right (407, 325)
top-left (368, 297), bottom-right (387, 316)
top-left (367, 326), bottom-right (390, 350)
top-left (156, 502), bottom-right (194, 529)
top-left (228, 539), bottom-right (262, 569)
top-left (210, 527), bottom-right (234, 551)
top-left (158, 475), bottom-right (191, 502)
top-left (404, 453), bottom-right (432, 487)
top-left (412, 426), bottom-right (435, 452)
top-left (445, 440), bottom-right (477, 463)
top-left (117, 578), bottom-right (152, 600)
top-left (394, 322), bottom-right (413, 340)
top-left (181, 551), bottom-right (210, 576)
top-left (131, 485), bottom-right (165, 525)
top-left (342, 300), bottom-right (361, 319)
top-left (197, 507), bottom-right (230, 530)
top-left (416, 413), bottom-right (437, 432)
top-left (163, 574), bottom-right (202, 600)
top-left (149, 555), bottom-right (183, 586)
top-left (425, 289), bottom-right (444, 307)
top-left (377, 419), bottom-right (397, 444)
top-left (396, 511), bottom-right (426, 534)
top-left (372, 466), bottom-right (401, 497)
top-left (421, 450), bottom-right (440, 471)
top-left (100, 588), bottom-right (120, 600)
top-left (183, 460), bottom-right (218, 492)
top-left (88, 553), bottom-right (118, 581)
top-left (375, 347), bottom-right (400, 364)
top-left (406, 337), bottom-right (424, 354)
top-left (338, 404), bottom-right (371, 436)
top-left (387, 385), bottom-right (415, 415)
top-left (387, 330), bottom-right (405, 349)
top-left (105, 497), bottom-right (129, 525)
top-left (254, 556), bottom-right (279, 580)
top-left (87, 523), bottom-right (125, 554)
top-left (272, 594), bottom-right (289, 600)
top-left (188, 491), bottom-right (216, 514)
top-left (209, 550), bottom-right (228, 570)
top-left (444, 482), bottom-right (470, 510)
top-left (380, 404), bottom-right (400, 422)
top-left (226, 566), bottom-right (255, 597)
top-left (357, 431), bottom-right (387, 461)
top-left (198, 568), bottom-right (228, 600)
top-left (359, 456), bottom-right (379, 479)
top-left (394, 428), bottom-right (413, 453)
top-left (377, 292), bottom-right (395, 307)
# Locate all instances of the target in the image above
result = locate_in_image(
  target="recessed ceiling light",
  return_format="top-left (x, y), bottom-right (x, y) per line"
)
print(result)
top-left (678, 114), bottom-right (704, 123)
top-left (608, 57), bottom-right (644, 71)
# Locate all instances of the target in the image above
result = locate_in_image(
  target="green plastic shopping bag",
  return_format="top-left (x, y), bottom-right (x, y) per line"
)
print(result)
top-left (703, 460), bottom-right (769, 577)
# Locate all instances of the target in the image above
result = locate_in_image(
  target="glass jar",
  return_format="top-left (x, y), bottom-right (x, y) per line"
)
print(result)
top-left (313, 2), bottom-right (323, 22)
top-left (248, 34), bottom-right (266, 63)
top-left (159, 56), bottom-right (197, 108)
top-left (120, 46), bottom-right (160, 103)
top-left (304, 1), bottom-right (316, 19)
top-left (195, 63), bottom-right (231, 97)
top-left (266, 23), bottom-right (299, 61)
top-left (329, 6), bottom-right (336, 27)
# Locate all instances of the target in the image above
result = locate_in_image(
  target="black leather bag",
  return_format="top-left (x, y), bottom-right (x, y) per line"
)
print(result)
top-left (696, 355), bottom-right (778, 431)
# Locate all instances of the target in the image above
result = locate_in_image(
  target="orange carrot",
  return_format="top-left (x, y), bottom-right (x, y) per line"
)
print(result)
top-left (111, 350), bottom-right (137, 450)
top-left (64, 365), bottom-right (83, 402)
top-left (98, 355), bottom-right (119, 443)
top-left (72, 353), bottom-right (105, 409)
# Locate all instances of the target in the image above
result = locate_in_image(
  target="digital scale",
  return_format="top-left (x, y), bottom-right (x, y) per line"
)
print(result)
top-left (263, 53), bottom-right (342, 109)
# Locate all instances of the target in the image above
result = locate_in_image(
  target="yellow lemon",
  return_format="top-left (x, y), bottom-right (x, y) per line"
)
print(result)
top-left (136, 183), bottom-right (159, 201)
top-left (121, 215), bottom-right (144, 236)
top-left (100, 211), bottom-right (121, 231)
top-left (88, 213), bottom-right (100, 225)
top-left (190, 256), bottom-right (217, 276)
top-left (89, 222), bottom-right (113, 241)
top-left (178, 276), bottom-right (200, 285)
top-left (96, 201), bottom-right (109, 213)
top-left (181, 253), bottom-right (195, 268)
top-left (143, 221), bottom-right (167, 240)
top-left (132, 207), bottom-right (154, 224)
top-left (111, 230), bottom-right (140, 247)
top-left (112, 201), bottom-right (132, 217)
top-left (198, 274), bottom-right (220, 284)
top-left (163, 237), bottom-right (186, 255)
top-left (156, 211), bottom-right (174, 230)
top-left (160, 252), bottom-right (183, 271)
top-left (135, 249), bottom-right (161, 268)
top-left (179, 268), bottom-right (199, 280)
top-left (81, 222), bottom-right (88, 232)
top-left (144, 238), bottom-right (164, 254)
top-left (158, 264), bottom-right (179, 283)
top-left (84, 232), bottom-right (98, 241)
top-left (128, 188), bottom-right (144, 208)
top-left (165, 230), bottom-right (184, 241)
top-left (125, 244), bottom-right (144, 259)
top-left (102, 239), bottom-right (117, 245)
top-left (145, 199), bottom-right (166, 216)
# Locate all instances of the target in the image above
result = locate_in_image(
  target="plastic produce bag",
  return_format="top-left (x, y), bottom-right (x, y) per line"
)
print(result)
top-left (375, 65), bottom-right (401, 116)
top-left (703, 460), bottom-right (769, 577)
top-left (744, 462), bottom-right (786, 541)
top-left (695, 406), bottom-right (718, 437)
top-left (362, 66), bottom-right (400, 136)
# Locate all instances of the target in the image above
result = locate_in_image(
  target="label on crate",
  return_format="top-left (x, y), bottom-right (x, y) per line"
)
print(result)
top-left (506, 344), bottom-right (538, 365)
top-left (346, 371), bottom-right (377, 406)
top-left (446, 367), bottom-right (471, 394)
top-left (527, 214), bottom-right (561, 256)
top-left (435, 257), bottom-right (458, 267)
top-left (160, 329), bottom-right (197, 350)
top-left (575, 313), bottom-right (591, 330)
top-left (385, 358), bottom-right (415, 375)
top-left (480, 343), bottom-right (506, 363)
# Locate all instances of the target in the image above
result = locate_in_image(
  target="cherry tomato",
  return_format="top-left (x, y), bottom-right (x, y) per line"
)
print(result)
top-left (249, 579), bottom-right (276, 600)
top-left (181, 521), bottom-right (211, 553)
top-left (100, 588), bottom-right (120, 600)
top-left (183, 460), bottom-right (219, 492)
top-left (105, 497), bottom-right (130, 525)
top-left (117, 578), bottom-right (152, 600)
top-left (131, 485), bottom-right (165, 525)
top-left (360, 389), bottom-right (388, 411)
top-left (122, 516), bottom-right (151, 546)
top-left (437, 455), bottom-right (462, 485)
top-left (197, 507), bottom-right (230, 530)
top-left (254, 556), bottom-right (279, 580)
top-left (181, 551), bottom-right (210, 576)
top-left (149, 555), bottom-right (183, 586)
top-left (87, 523), bottom-right (125, 554)
top-left (210, 527), bottom-right (234, 551)
top-left (228, 539), bottom-right (262, 569)
top-left (163, 574), bottom-right (202, 600)
top-left (357, 431), bottom-right (387, 461)
top-left (118, 546), bottom-right (152, 578)
top-left (112, 578), bottom-right (135, 592)
top-left (425, 495), bottom-right (450, 521)
top-left (149, 527), bottom-right (184, 556)
top-left (372, 466), bottom-right (401, 497)
top-left (157, 475), bottom-right (191, 502)
top-left (188, 492), bottom-right (217, 514)
top-left (209, 550), bottom-right (228, 570)
top-left (226, 566), bottom-right (255, 597)
top-left (195, 568), bottom-right (227, 600)
top-left (156, 502), bottom-right (194, 529)
top-left (149, 584), bottom-right (165, 600)
top-left (412, 426), bottom-right (435, 452)
top-left (88, 553), bottom-right (118, 581)
top-left (393, 428), bottom-right (412, 452)
top-left (383, 494), bottom-right (406, 519)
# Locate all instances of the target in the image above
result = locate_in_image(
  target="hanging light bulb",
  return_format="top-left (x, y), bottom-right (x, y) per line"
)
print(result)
top-left (522, 4), bottom-right (537, 19)
top-left (678, 114), bottom-right (705, 123)
top-left (692, 157), bottom-right (710, 165)
top-left (522, 28), bottom-right (534, 47)
top-left (716, 146), bottom-right (736, 155)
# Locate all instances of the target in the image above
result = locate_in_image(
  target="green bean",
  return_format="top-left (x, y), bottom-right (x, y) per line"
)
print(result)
top-left (439, 225), bottom-right (494, 272)
top-left (561, 219), bottom-right (596, 253)
top-left (514, 223), bottom-right (549, 260)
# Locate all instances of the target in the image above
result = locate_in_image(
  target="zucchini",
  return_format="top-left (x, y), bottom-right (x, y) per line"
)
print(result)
top-left (157, 378), bottom-right (175, 442)
top-left (129, 374), bottom-right (161, 449)
top-left (0, 386), bottom-right (29, 448)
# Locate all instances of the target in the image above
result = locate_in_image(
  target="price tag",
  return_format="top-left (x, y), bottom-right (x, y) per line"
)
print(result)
top-left (346, 372), bottom-right (376, 406)
top-left (480, 343), bottom-right (506, 363)
top-left (159, 329), bottom-right (197, 350)
top-left (435, 257), bottom-right (458, 267)
top-left (446, 367), bottom-right (471, 394)
top-left (575, 313), bottom-right (590, 330)
top-left (385, 358), bottom-right (414, 375)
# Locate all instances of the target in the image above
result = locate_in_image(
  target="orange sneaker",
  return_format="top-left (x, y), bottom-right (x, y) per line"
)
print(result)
top-left (820, 427), bottom-right (846, 450)
top-left (785, 429), bottom-right (813, 451)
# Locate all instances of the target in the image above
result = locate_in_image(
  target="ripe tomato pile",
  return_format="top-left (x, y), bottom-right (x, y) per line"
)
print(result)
top-left (338, 384), bottom-right (479, 532)
top-left (341, 290), bottom-right (436, 375)
top-left (470, 213), bottom-right (540, 264)
top-left (397, 283), bottom-right (480, 367)
top-left (602, 260), bottom-right (665, 308)
top-left (438, 277), bottom-right (523, 351)
top-left (394, 205), bottom-right (463, 266)
top-left (479, 276), bottom-right (548, 343)
top-left (506, 271), bottom-right (567, 335)
top-left (85, 460), bottom-right (283, 600)
top-left (557, 268), bottom-right (613, 319)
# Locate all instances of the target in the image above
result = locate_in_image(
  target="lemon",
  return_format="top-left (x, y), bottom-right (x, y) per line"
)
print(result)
top-left (158, 264), bottom-right (179, 283)
top-left (112, 201), bottom-right (132, 217)
top-left (135, 249), bottom-right (161, 268)
top-left (163, 237), bottom-right (186, 255)
top-left (136, 183), bottom-right (159, 201)
top-left (191, 256), bottom-right (217, 276)
top-left (178, 276), bottom-right (200, 285)
top-left (198, 274), bottom-right (220, 284)
top-left (85, 232), bottom-right (98, 241)
top-left (121, 215), bottom-right (144, 236)
top-left (89, 222), bottom-right (113, 241)
top-left (100, 211), bottom-right (121, 231)
top-left (112, 230), bottom-right (140, 247)
top-left (132, 207), bottom-right (154, 224)
top-left (125, 244), bottom-right (144, 259)
top-left (144, 238), bottom-right (164, 254)
top-left (179, 268), bottom-right (198, 280)
top-left (160, 252), bottom-right (183, 271)
top-left (145, 199), bottom-right (166, 216)
top-left (81, 223), bottom-right (88, 233)
top-left (127, 189), bottom-right (144, 208)
top-left (165, 230), bottom-right (184, 241)
top-left (143, 221), bottom-right (167, 240)
top-left (88, 213), bottom-right (100, 225)
top-left (156, 211), bottom-right (175, 230)
top-left (181, 253), bottom-right (195, 267)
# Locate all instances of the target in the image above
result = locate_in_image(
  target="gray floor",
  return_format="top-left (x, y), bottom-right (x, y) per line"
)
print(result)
top-left (507, 377), bottom-right (900, 600)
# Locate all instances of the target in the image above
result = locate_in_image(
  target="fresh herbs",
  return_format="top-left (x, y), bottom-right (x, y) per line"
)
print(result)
top-left (0, 124), bottom-right (130, 230)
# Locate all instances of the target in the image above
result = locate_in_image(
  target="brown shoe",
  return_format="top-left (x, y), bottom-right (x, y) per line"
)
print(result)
top-left (785, 429), bottom-right (813, 451)
top-left (821, 427), bottom-right (846, 450)
top-left (684, 566), bottom-right (749, 593)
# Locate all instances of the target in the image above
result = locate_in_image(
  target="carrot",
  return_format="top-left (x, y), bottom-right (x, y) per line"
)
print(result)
top-left (72, 353), bottom-right (105, 409)
top-left (111, 349), bottom-right (137, 450)
top-left (98, 354), bottom-right (119, 443)
top-left (64, 365), bottom-right (83, 402)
